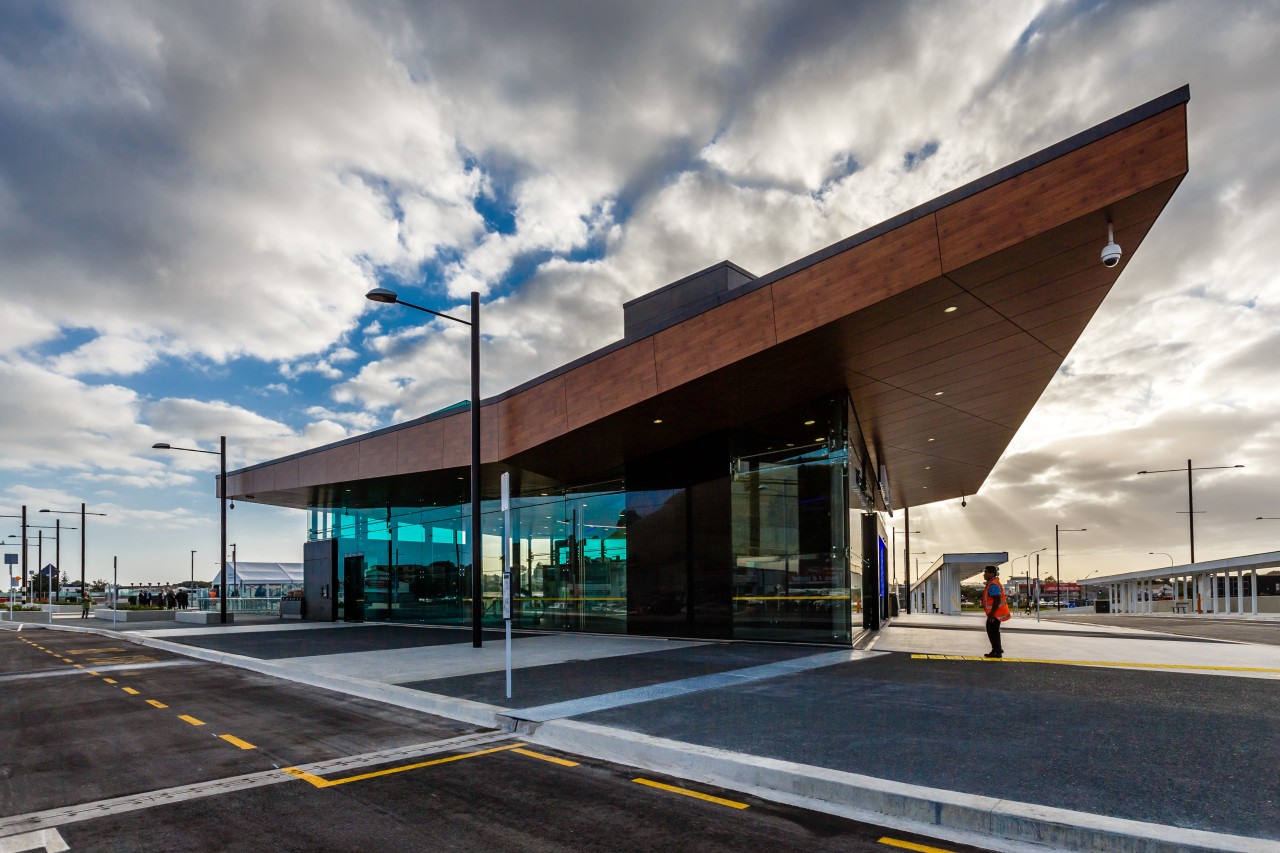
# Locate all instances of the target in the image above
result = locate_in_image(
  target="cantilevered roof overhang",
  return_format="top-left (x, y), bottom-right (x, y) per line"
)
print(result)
top-left (226, 87), bottom-right (1191, 511)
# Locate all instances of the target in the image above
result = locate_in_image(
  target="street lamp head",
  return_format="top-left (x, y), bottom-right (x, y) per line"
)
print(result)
top-left (152, 443), bottom-right (171, 450)
top-left (366, 288), bottom-right (399, 304)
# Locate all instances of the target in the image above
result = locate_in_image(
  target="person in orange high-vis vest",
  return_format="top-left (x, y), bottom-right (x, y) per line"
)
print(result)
top-left (982, 565), bottom-right (1011, 658)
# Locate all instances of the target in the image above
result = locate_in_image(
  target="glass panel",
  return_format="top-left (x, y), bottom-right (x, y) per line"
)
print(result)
top-left (730, 446), bottom-right (850, 643)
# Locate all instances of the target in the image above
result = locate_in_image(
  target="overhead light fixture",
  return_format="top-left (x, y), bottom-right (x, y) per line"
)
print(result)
top-left (925, 466), bottom-right (931, 470)
top-left (933, 391), bottom-right (944, 396)
top-left (815, 437), bottom-right (826, 442)
top-left (653, 419), bottom-right (663, 424)
top-left (944, 306), bottom-right (958, 313)
top-left (927, 438), bottom-right (935, 442)
top-left (804, 420), bottom-right (816, 426)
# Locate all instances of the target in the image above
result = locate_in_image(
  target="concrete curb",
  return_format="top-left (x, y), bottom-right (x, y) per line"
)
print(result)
top-left (524, 719), bottom-right (1277, 853)
top-left (28, 623), bottom-right (1280, 853)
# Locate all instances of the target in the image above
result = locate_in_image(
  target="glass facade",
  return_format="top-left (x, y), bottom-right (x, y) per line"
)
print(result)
top-left (308, 394), bottom-right (871, 644)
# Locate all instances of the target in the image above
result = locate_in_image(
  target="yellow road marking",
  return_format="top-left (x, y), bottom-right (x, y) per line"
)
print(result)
top-left (632, 778), bottom-right (749, 809)
top-left (283, 743), bottom-right (525, 789)
top-left (178, 715), bottom-right (205, 726)
top-left (146, 700), bottom-right (168, 709)
top-left (87, 671), bottom-right (99, 676)
top-left (219, 734), bottom-right (257, 750)
top-left (512, 747), bottom-right (579, 767)
top-left (908, 654), bottom-right (1280, 674)
top-left (67, 648), bottom-right (125, 654)
top-left (102, 678), bottom-right (117, 684)
top-left (121, 687), bottom-right (139, 695)
top-left (879, 837), bottom-right (956, 853)
top-left (60, 657), bottom-right (74, 662)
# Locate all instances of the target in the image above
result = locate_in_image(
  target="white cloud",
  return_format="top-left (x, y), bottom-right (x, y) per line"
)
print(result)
top-left (2, 0), bottom-right (1280, 583)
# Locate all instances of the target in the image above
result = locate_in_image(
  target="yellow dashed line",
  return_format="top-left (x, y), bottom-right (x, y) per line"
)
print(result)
top-left (146, 700), bottom-right (168, 709)
top-left (178, 715), bottom-right (206, 727)
top-left (512, 747), bottom-right (579, 767)
top-left (73, 664), bottom-right (84, 669)
top-left (102, 678), bottom-right (117, 684)
top-left (632, 778), bottom-right (749, 809)
top-left (879, 837), bottom-right (956, 853)
top-left (87, 671), bottom-right (99, 676)
top-left (219, 734), bottom-right (257, 750)
top-left (283, 743), bottom-right (525, 789)
top-left (909, 654), bottom-right (1280, 674)
top-left (121, 687), bottom-right (139, 695)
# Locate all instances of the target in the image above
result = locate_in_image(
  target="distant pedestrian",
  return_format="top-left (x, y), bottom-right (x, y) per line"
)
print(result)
top-left (81, 593), bottom-right (91, 619)
top-left (177, 588), bottom-right (189, 610)
top-left (982, 565), bottom-right (1011, 658)
top-left (166, 588), bottom-right (177, 609)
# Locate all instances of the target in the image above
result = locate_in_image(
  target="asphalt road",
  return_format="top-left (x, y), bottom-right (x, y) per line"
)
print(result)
top-left (1, 626), bottom-right (983, 853)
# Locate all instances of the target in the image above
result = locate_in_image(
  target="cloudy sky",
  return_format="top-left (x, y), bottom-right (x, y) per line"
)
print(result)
top-left (1, 0), bottom-right (1277, 587)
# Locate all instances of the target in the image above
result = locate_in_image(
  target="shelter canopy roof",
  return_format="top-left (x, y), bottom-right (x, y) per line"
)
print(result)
top-left (225, 88), bottom-right (1191, 513)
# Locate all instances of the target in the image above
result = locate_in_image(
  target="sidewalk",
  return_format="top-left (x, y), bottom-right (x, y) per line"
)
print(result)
top-left (15, 614), bottom-right (1280, 853)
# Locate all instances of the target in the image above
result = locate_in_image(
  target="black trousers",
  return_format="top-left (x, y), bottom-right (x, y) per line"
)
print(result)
top-left (985, 616), bottom-right (1003, 654)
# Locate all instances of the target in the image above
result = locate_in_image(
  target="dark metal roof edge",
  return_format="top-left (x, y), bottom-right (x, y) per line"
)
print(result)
top-left (228, 86), bottom-right (1189, 481)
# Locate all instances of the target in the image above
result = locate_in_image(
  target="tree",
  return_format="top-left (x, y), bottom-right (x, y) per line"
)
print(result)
top-left (90, 579), bottom-right (108, 592)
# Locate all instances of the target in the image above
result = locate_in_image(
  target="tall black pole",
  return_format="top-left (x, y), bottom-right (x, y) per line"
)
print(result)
top-left (1055, 524), bottom-right (1060, 611)
top-left (21, 505), bottom-right (27, 598)
top-left (55, 520), bottom-right (60, 602)
top-left (80, 503), bottom-right (86, 596)
top-left (220, 435), bottom-right (228, 624)
top-left (1187, 459), bottom-right (1195, 564)
top-left (191, 550), bottom-right (196, 586)
top-left (470, 291), bottom-right (482, 648)
top-left (903, 506), bottom-right (912, 614)
top-left (37, 531), bottom-right (42, 600)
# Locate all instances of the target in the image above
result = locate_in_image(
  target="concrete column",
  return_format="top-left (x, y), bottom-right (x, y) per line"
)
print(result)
top-left (1251, 569), bottom-right (1258, 615)
top-left (1238, 570), bottom-right (1245, 615)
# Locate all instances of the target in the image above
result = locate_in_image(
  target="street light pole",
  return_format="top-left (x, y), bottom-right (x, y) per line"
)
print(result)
top-left (151, 437), bottom-right (227, 623)
top-left (367, 287), bottom-right (484, 648)
top-left (1149, 551), bottom-right (1174, 567)
top-left (191, 550), bottom-right (197, 586)
top-left (1137, 460), bottom-right (1243, 563)
top-left (1055, 525), bottom-right (1087, 610)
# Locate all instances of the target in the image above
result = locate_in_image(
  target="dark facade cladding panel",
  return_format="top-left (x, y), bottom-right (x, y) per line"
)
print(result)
top-left (303, 538), bottom-right (338, 622)
top-left (623, 261), bottom-right (756, 340)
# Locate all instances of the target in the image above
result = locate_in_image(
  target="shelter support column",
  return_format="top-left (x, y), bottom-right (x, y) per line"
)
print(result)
top-left (1251, 569), bottom-right (1258, 615)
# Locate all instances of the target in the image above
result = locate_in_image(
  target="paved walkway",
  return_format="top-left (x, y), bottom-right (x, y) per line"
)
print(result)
top-left (11, 613), bottom-right (1279, 852)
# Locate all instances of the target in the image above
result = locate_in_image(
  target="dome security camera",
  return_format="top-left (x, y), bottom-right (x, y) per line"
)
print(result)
top-left (1101, 221), bottom-right (1122, 268)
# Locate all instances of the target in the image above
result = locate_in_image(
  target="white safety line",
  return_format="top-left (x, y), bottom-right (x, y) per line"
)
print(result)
top-left (0, 730), bottom-right (512, 839)
top-left (0, 660), bottom-right (199, 684)
top-left (0, 829), bottom-right (68, 852)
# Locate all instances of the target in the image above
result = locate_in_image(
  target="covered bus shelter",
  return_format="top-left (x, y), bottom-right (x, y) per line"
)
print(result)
top-left (1080, 552), bottom-right (1280, 616)
top-left (909, 553), bottom-right (1008, 616)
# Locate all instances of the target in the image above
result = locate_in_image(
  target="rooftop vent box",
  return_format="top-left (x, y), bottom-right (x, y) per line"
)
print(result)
top-left (623, 260), bottom-right (756, 339)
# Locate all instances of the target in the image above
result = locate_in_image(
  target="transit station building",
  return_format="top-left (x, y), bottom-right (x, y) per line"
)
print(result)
top-left (224, 88), bottom-right (1191, 645)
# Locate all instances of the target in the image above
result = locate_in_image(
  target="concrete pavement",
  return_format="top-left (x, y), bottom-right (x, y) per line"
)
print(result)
top-left (10, 612), bottom-right (1279, 852)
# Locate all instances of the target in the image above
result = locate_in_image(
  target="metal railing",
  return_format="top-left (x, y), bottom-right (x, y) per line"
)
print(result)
top-left (196, 597), bottom-right (280, 614)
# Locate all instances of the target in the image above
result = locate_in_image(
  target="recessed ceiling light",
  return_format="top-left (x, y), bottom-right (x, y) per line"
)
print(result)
top-left (922, 486), bottom-right (928, 489)
top-left (786, 443), bottom-right (795, 447)
top-left (653, 419), bottom-right (663, 424)
top-left (804, 419), bottom-right (816, 425)
top-left (815, 437), bottom-right (826, 442)
top-left (927, 438), bottom-right (935, 442)
top-left (925, 466), bottom-right (931, 470)
top-left (934, 391), bottom-right (944, 396)
top-left (540, 492), bottom-right (548, 496)
top-left (944, 306), bottom-right (958, 313)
